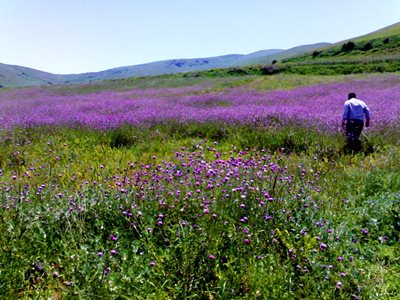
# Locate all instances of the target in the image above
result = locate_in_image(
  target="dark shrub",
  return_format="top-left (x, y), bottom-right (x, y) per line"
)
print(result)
top-left (362, 41), bottom-right (374, 51)
top-left (261, 65), bottom-right (280, 75)
top-left (312, 51), bottom-right (322, 58)
top-left (227, 68), bottom-right (248, 76)
top-left (341, 41), bottom-right (356, 52)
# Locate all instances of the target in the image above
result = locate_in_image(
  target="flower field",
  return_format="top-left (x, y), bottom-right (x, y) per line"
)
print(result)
top-left (0, 74), bottom-right (399, 299)
top-left (1, 75), bottom-right (400, 132)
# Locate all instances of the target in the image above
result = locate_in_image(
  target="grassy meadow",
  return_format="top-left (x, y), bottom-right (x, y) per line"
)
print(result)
top-left (1, 73), bottom-right (400, 299)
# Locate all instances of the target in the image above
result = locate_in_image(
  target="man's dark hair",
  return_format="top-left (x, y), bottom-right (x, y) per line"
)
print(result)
top-left (348, 92), bottom-right (356, 99)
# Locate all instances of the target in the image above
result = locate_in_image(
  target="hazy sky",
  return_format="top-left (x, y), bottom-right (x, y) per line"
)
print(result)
top-left (1, 0), bottom-right (399, 74)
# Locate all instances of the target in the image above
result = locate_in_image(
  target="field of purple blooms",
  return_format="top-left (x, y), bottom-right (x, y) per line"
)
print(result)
top-left (1, 74), bottom-right (399, 133)
top-left (0, 74), bottom-right (400, 299)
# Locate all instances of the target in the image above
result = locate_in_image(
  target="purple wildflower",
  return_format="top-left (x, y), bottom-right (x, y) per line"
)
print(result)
top-left (335, 281), bottom-right (342, 289)
top-left (319, 243), bottom-right (327, 251)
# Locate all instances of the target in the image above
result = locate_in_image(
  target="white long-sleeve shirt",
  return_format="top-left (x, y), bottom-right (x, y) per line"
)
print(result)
top-left (342, 98), bottom-right (370, 122)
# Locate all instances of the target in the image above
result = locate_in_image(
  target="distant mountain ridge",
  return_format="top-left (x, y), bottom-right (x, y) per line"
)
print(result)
top-left (1, 45), bottom-right (329, 88)
top-left (62, 50), bottom-right (285, 85)
top-left (2, 21), bottom-right (400, 88)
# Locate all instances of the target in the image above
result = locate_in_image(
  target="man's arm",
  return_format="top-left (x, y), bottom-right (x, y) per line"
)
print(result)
top-left (364, 105), bottom-right (370, 128)
top-left (341, 104), bottom-right (348, 130)
top-left (365, 117), bottom-right (370, 128)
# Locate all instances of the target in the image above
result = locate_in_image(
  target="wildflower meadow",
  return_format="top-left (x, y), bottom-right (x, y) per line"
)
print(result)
top-left (0, 74), bottom-right (399, 299)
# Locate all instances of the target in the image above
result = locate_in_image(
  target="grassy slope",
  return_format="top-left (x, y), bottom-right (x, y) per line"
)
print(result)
top-left (239, 43), bottom-right (331, 65)
top-left (284, 22), bottom-right (400, 63)
top-left (0, 63), bottom-right (61, 88)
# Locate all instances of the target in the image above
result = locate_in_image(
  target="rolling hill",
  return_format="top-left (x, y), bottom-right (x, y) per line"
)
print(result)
top-left (0, 45), bottom-right (328, 88)
top-left (0, 50), bottom-right (280, 88)
top-left (61, 50), bottom-right (285, 85)
top-left (283, 21), bottom-right (400, 63)
top-left (237, 43), bottom-right (331, 66)
top-left (0, 63), bottom-right (64, 88)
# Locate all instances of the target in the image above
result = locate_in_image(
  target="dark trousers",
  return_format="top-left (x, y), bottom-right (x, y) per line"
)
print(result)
top-left (345, 119), bottom-right (364, 151)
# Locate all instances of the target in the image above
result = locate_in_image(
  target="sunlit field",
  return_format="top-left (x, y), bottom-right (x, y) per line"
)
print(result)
top-left (1, 74), bottom-right (399, 299)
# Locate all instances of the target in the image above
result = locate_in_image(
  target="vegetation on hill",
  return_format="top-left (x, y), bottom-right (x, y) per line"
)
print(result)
top-left (285, 32), bottom-right (400, 63)
top-left (278, 22), bottom-right (400, 74)
top-left (181, 58), bottom-right (400, 78)
top-left (178, 22), bottom-right (400, 78)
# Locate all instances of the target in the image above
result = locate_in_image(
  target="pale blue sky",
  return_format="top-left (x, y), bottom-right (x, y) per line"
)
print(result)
top-left (1, 0), bottom-right (399, 74)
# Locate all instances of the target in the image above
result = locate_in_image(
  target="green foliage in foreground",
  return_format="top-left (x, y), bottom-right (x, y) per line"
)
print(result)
top-left (0, 123), bottom-right (399, 299)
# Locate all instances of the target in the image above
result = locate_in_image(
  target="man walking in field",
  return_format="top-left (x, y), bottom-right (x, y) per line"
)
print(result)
top-left (341, 92), bottom-right (370, 151)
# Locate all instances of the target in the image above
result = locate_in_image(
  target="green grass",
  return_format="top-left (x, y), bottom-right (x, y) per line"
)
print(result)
top-left (29, 72), bottom-right (397, 100)
top-left (1, 122), bottom-right (399, 299)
